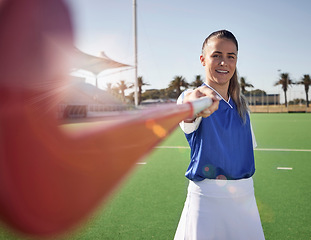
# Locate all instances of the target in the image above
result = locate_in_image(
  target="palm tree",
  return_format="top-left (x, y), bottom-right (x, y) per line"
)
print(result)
top-left (106, 83), bottom-right (112, 92)
top-left (168, 76), bottom-right (189, 98)
top-left (106, 83), bottom-right (119, 98)
top-left (190, 75), bottom-right (204, 88)
top-left (274, 73), bottom-right (293, 107)
top-left (240, 77), bottom-right (254, 94)
top-left (296, 74), bottom-right (311, 107)
top-left (116, 80), bottom-right (130, 103)
top-left (137, 76), bottom-right (150, 104)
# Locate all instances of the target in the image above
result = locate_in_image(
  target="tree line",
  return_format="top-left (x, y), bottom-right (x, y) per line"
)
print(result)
top-left (107, 73), bottom-right (311, 107)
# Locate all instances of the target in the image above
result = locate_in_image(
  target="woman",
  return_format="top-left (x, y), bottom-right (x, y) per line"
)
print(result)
top-left (174, 30), bottom-right (265, 240)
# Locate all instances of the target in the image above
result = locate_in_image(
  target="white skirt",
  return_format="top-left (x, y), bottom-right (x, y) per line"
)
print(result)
top-left (174, 178), bottom-right (265, 240)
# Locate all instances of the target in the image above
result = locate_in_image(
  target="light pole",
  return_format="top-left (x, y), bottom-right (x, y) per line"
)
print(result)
top-left (133, 0), bottom-right (138, 106)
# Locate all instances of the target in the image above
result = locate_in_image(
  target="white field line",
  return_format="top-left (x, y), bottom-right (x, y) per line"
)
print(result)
top-left (155, 146), bottom-right (311, 152)
top-left (277, 167), bottom-right (293, 170)
top-left (255, 148), bottom-right (311, 152)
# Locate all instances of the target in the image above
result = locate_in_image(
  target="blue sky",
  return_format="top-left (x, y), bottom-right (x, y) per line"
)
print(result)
top-left (65, 0), bottom-right (311, 102)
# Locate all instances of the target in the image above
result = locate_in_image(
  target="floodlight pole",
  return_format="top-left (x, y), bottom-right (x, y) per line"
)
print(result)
top-left (133, 0), bottom-right (138, 106)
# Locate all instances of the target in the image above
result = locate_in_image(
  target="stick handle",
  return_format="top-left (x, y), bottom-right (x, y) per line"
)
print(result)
top-left (190, 97), bottom-right (213, 117)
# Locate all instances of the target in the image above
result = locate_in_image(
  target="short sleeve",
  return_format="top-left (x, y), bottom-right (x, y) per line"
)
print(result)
top-left (177, 90), bottom-right (202, 134)
top-left (250, 122), bottom-right (257, 149)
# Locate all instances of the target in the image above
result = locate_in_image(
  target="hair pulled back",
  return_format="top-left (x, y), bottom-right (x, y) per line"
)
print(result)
top-left (202, 30), bottom-right (248, 122)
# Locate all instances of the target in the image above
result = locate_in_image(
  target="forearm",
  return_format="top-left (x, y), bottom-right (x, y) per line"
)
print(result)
top-left (177, 90), bottom-right (202, 134)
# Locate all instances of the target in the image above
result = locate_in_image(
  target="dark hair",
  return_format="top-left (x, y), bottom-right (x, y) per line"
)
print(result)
top-left (202, 30), bottom-right (248, 122)
top-left (202, 29), bottom-right (238, 54)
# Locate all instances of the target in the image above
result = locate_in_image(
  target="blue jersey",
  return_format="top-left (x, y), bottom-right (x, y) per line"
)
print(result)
top-left (184, 97), bottom-right (255, 181)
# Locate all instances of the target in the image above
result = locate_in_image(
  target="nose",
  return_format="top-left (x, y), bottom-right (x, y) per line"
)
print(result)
top-left (219, 60), bottom-right (226, 66)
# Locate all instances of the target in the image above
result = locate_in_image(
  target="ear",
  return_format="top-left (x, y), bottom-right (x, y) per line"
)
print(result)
top-left (200, 55), bottom-right (205, 66)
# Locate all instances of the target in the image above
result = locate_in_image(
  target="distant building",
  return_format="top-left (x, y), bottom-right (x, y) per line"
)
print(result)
top-left (244, 93), bottom-right (280, 105)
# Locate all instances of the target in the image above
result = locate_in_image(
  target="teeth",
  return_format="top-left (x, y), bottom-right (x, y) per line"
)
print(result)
top-left (216, 70), bottom-right (228, 73)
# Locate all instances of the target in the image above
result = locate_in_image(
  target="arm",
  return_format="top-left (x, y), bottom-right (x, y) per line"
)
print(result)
top-left (178, 86), bottom-right (221, 134)
top-left (177, 90), bottom-right (202, 134)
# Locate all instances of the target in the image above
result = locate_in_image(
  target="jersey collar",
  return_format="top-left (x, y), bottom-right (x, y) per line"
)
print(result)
top-left (203, 83), bottom-right (233, 109)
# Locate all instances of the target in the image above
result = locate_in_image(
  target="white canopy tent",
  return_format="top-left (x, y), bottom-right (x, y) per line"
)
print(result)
top-left (71, 48), bottom-right (133, 88)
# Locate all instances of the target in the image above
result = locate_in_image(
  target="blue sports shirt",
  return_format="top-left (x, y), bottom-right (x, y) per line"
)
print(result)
top-left (179, 89), bottom-right (255, 181)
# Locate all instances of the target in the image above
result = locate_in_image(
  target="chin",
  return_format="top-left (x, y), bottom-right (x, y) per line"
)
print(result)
top-left (214, 78), bottom-right (231, 86)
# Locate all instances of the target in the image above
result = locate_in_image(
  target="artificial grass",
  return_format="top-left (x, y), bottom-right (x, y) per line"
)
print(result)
top-left (254, 150), bottom-right (311, 239)
top-left (67, 147), bottom-right (190, 240)
top-left (250, 113), bottom-right (311, 149)
top-left (251, 113), bottom-right (311, 239)
top-left (0, 113), bottom-right (310, 239)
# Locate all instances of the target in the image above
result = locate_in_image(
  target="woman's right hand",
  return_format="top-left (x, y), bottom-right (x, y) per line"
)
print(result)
top-left (183, 86), bottom-right (221, 122)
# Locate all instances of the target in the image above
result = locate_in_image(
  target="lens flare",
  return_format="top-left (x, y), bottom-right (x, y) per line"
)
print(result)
top-left (145, 119), bottom-right (167, 138)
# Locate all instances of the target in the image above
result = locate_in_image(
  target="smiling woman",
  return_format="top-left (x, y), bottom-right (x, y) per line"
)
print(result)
top-left (200, 37), bottom-right (238, 95)
top-left (174, 30), bottom-right (265, 240)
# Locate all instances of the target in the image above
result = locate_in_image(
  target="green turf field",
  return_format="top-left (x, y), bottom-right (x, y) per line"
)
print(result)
top-left (0, 113), bottom-right (310, 239)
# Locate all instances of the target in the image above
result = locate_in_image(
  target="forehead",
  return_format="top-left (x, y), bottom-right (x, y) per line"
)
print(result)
top-left (205, 37), bottom-right (238, 54)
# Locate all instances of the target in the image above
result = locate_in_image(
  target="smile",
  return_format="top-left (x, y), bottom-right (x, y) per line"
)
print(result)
top-left (216, 70), bottom-right (229, 74)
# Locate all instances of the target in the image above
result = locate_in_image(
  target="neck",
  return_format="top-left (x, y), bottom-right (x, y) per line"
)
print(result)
top-left (205, 81), bottom-right (229, 101)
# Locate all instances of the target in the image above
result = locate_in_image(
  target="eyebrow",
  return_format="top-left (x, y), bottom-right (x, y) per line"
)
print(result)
top-left (213, 51), bottom-right (237, 56)
top-left (228, 52), bottom-right (237, 56)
